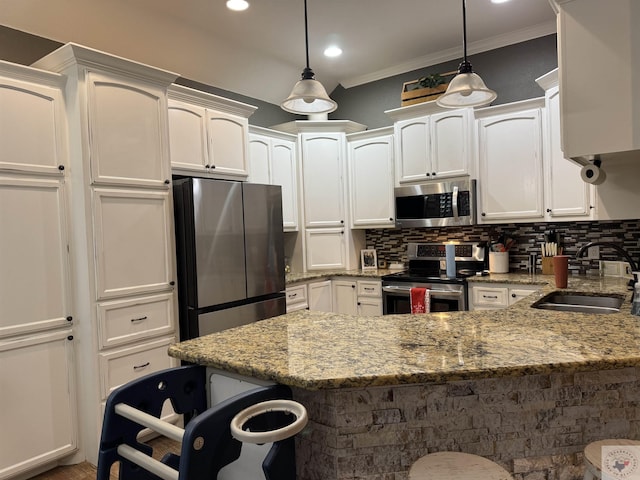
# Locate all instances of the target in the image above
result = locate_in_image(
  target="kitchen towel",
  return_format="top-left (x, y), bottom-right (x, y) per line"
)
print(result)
top-left (410, 287), bottom-right (430, 314)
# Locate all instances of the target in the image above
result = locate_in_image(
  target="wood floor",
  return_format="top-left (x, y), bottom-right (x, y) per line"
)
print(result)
top-left (29, 437), bottom-right (181, 480)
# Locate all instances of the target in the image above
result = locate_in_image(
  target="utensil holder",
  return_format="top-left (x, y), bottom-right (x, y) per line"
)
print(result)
top-left (489, 252), bottom-right (509, 273)
top-left (541, 257), bottom-right (554, 275)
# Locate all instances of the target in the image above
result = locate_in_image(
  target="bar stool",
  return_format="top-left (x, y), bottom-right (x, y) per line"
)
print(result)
top-left (583, 439), bottom-right (640, 480)
top-left (409, 452), bottom-right (513, 480)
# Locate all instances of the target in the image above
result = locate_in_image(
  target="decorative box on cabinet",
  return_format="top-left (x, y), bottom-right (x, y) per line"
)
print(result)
top-left (536, 69), bottom-right (595, 221)
top-left (168, 84), bottom-right (257, 179)
top-left (248, 126), bottom-right (299, 231)
top-left (33, 43), bottom-right (180, 466)
top-left (475, 99), bottom-right (545, 223)
top-left (385, 102), bottom-right (472, 185)
top-left (347, 128), bottom-right (395, 228)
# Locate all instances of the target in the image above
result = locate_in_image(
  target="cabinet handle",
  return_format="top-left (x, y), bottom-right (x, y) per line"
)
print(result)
top-left (288, 293), bottom-right (297, 298)
top-left (546, 208), bottom-right (552, 213)
top-left (364, 287), bottom-right (374, 291)
top-left (133, 362), bottom-right (150, 371)
top-left (483, 295), bottom-right (498, 299)
top-left (58, 165), bottom-right (65, 171)
top-left (131, 316), bottom-right (148, 323)
top-left (66, 316), bottom-right (73, 322)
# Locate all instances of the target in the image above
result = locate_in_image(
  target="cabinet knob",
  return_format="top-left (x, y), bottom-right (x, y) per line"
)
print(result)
top-left (357, 302), bottom-right (361, 306)
top-left (67, 335), bottom-right (74, 341)
top-left (170, 281), bottom-right (176, 286)
top-left (389, 218), bottom-right (393, 221)
top-left (590, 205), bottom-right (595, 210)
top-left (205, 164), bottom-right (210, 169)
top-left (340, 220), bottom-right (344, 224)
top-left (164, 179), bottom-right (170, 185)
top-left (481, 212), bottom-right (486, 217)
top-left (432, 172), bottom-right (436, 176)
top-left (546, 208), bottom-right (552, 213)
top-left (426, 172), bottom-right (430, 176)
top-left (66, 316), bottom-right (73, 322)
top-left (58, 165), bottom-right (65, 171)
top-left (351, 284), bottom-right (356, 289)
top-left (511, 293), bottom-right (516, 298)
top-left (211, 164), bottom-right (216, 169)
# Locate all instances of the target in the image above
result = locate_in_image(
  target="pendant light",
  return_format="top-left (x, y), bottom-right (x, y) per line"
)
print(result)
top-left (437, 0), bottom-right (497, 108)
top-left (280, 0), bottom-right (337, 115)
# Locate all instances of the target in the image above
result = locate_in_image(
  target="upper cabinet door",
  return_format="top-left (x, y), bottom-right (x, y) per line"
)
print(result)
top-left (168, 100), bottom-right (208, 171)
top-left (301, 133), bottom-right (345, 228)
top-left (270, 138), bottom-right (299, 231)
top-left (86, 72), bottom-right (170, 187)
top-left (206, 110), bottom-right (249, 178)
top-left (0, 77), bottom-right (67, 176)
top-left (0, 177), bottom-right (71, 338)
top-left (92, 188), bottom-right (174, 300)
top-left (394, 116), bottom-right (431, 184)
top-left (349, 134), bottom-right (395, 228)
top-left (248, 133), bottom-right (271, 184)
top-left (477, 108), bottom-right (544, 222)
top-left (430, 109), bottom-right (470, 178)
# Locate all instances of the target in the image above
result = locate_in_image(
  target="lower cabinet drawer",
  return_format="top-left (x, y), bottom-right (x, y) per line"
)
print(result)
top-left (286, 284), bottom-right (308, 312)
top-left (471, 286), bottom-right (509, 309)
top-left (99, 336), bottom-right (178, 400)
top-left (97, 293), bottom-right (175, 349)
top-left (357, 280), bottom-right (381, 297)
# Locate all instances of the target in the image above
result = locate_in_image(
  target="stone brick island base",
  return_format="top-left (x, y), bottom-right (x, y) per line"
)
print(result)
top-left (292, 367), bottom-right (640, 480)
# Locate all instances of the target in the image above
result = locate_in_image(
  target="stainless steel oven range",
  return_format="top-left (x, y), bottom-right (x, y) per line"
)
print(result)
top-left (381, 242), bottom-right (487, 314)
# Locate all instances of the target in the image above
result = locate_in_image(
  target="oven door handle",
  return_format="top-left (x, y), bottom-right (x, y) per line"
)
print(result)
top-left (452, 185), bottom-right (459, 218)
top-left (382, 285), bottom-right (462, 298)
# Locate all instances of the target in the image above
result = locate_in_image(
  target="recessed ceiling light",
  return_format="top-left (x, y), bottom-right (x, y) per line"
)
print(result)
top-left (226, 0), bottom-right (249, 11)
top-left (324, 46), bottom-right (342, 58)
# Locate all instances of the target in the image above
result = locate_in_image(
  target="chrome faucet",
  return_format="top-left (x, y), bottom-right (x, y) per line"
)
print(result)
top-left (576, 241), bottom-right (639, 303)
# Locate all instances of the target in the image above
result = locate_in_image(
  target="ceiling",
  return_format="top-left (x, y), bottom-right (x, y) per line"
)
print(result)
top-left (1, 0), bottom-right (557, 106)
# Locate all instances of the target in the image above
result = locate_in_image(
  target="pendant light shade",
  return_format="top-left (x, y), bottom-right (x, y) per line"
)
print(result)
top-left (437, 0), bottom-right (496, 108)
top-left (281, 0), bottom-right (337, 115)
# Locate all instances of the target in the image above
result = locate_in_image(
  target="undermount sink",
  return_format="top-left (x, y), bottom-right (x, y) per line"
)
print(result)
top-left (532, 292), bottom-right (625, 315)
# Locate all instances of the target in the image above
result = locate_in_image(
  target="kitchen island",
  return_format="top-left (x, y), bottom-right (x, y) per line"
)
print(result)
top-left (169, 274), bottom-right (640, 480)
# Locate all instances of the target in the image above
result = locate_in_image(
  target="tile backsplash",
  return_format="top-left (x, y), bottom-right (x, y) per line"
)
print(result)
top-left (365, 219), bottom-right (640, 275)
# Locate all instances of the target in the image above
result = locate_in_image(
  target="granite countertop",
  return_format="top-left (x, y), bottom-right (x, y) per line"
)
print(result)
top-left (169, 274), bottom-right (639, 391)
top-left (285, 268), bottom-right (400, 284)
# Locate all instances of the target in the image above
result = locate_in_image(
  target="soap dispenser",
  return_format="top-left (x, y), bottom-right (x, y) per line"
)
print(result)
top-left (632, 272), bottom-right (640, 316)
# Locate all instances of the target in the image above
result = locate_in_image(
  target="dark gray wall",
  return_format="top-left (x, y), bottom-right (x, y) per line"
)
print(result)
top-left (0, 25), bottom-right (557, 130)
top-left (329, 34), bottom-right (558, 129)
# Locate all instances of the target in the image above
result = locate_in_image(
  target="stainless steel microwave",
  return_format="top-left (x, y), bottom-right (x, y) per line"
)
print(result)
top-left (394, 178), bottom-right (477, 227)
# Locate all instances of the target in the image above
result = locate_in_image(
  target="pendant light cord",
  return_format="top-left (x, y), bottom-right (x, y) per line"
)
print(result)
top-left (462, 0), bottom-right (467, 62)
top-left (304, 0), bottom-right (310, 70)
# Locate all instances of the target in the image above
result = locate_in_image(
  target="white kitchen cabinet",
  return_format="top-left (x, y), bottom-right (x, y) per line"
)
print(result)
top-left (87, 72), bottom-right (171, 188)
top-left (536, 70), bottom-right (595, 221)
top-left (334, 278), bottom-right (383, 316)
top-left (93, 188), bottom-right (174, 300)
top-left (33, 44), bottom-right (180, 466)
top-left (469, 283), bottom-right (539, 310)
top-left (347, 128), bottom-right (395, 228)
top-left (305, 228), bottom-right (346, 270)
top-left (0, 177), bottom-right (72, 338)
top-left (168, 84), bottom-right (257, 179)
top-left (0, 329), bottom-right (77, 479)
top-left (386, 102), bottom-right (472, 184)
top-left (285, 284), bottom-right (308, 312)
top-left (308, 280), bottom-right (333, 312)
top-left (333, 279), bottom-right (358, 315)
top-left (0, 62), bottom-right (78, 480)
top-left (0, 68), bottom-right (68, 176)
top-left (300, 133), bottom-right (345, 228)
top-left (553, 0), bottom-right (640, 160)
top-left (249, 127), bottom-right (299, 231)
top-left (476, 100), bottom-right (545, 223)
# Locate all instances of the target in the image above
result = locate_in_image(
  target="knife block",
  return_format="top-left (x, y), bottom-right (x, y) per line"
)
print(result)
top-left (542, 257), bottom-right (555, 275)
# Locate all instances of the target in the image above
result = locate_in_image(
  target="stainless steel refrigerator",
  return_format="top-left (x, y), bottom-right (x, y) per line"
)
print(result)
top-left (173, 177), bottom-right (286, 340)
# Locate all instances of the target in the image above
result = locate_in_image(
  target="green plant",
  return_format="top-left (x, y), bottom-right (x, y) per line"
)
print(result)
top-left (414, 73), bottom-right (446, 89)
